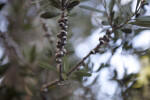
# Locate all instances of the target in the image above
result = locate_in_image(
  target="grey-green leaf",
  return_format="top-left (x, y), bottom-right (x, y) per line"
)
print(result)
top-left (39, 62), bottom-right (57, 72)
top-left (49, 0), bottom-right (62, 9)
top-left (40, 11), bottom-right (60, 19)
top-left (129, 21), bottom-right (150, 27)
top-left (67, 1), bottom-right (80, 9)
top-left (121, 28), bottom-right (132, 33)
top-left (134, 16), bottom-right (150, 21)
top-left (79, 5), bottom-right (103, 13)
top-left (109, 0), bottom-right (115, 13)
top-left (61, 73), bottom-right (68, 80)
top-left (29, 45), bottom-right (36, 63)
top-left (75, 71), bottom-right (91, 77)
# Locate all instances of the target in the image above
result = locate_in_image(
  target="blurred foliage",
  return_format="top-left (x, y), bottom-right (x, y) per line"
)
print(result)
top-left (0, 0), bottom-right (149, 100)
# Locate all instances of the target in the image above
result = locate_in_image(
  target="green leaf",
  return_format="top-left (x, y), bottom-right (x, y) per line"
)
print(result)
top-left (129, 21), bottom-right (150, 27)
top-left (115, 0), bottom-right (128, 17)
top-left (40, 11), bottom-right (60, 19)
top-left (39, 62), bottom-right (57, 72)
top-left (134, 16), bottom-right (150, 22)
top-left (67, 1), bottom-right (80, 9)
top-left (49, 0), bottom-right (62, 9)
top-left (29, 45), bottom-right (36, 63)
top-left (63, 57), bottom-right (69, 73)
top-left (121, 28), bottom-right (132, 33)
top-left (109, 0), bottom-right (115, 13)
top-left (75, 71), bottom-right (91, 77)
top-left (61, 73), bottom-right (68, 80)
top-left (80, 0), bottom-right (90, 2)
top-left (79, 5), bottom-right (103, 13)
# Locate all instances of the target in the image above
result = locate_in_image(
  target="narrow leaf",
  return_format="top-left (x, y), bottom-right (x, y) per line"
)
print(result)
top-left (40, 11), bottom-right (60, 19)
top-left (61, 73), bottom-right (68, 80)
top-left (29, 45), bottom-right (36, 63)
top-left (115, 0), bottom-right (128, 17)
top-left (67, 1), bottom-right (80, 9)
top-left (134, 16), bottom-right (150, 21)
top-left (129, 21), bottom-right (150, 27)
top-left (109, 0), bottom-right (115, 13)
top-left (121, 28), bottom-right (132, 33)
top-left (79, 5), bottom-right (103, 13)
top-left (39, 62), bottom-right (57, 72)
top-left (75, 71), bottom-right (91, 77)
top-left (49, 0), bottom-right (62, 9)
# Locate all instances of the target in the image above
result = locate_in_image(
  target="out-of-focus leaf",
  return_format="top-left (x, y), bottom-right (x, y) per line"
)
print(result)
top-left (29, 45), bottom-right (36, 63)
top-left (40, 11), bottom-right (60, 19)
top-left (80, 0), bottom-right (90, 2)
top-left (115, 0), bottom-right (128, 17)
top-left (121, 28), bottom-right (132, 33)
top-left (38, 62), bottom-right (57, 72)
top-left (79, 5), bottom-right (103, 13)
top-left (110, 11), bottom-right (115, 22)
top-left (134, 16), bottom-right (150, 21)
top-left (75, 71), bottom-right (91, 77)
top-left (63, 57), bottom-right (69, 73)
top-left (134, 28), bottom-right (150, 35)
top-left (109, 0), bottom-right (115, 13)
top-left (114, 16), bottom-right (123, 26)
top-left (49, 0), bottom-right (62, 9)
top-left (129, 21), bottom-right (150, 27)
top-left (67, 1), bottom-right (80, 9)
top-left (0, 63), bottom-right (10, 76)
top-left (62, 73), bottom-right (68, 80)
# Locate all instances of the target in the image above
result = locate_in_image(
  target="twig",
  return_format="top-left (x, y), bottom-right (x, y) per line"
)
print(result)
top-left (40, 0), bottom-right (144, 92)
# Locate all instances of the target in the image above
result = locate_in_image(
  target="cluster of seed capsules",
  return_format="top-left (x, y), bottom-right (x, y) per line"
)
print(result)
top-left (55, 16), bottom-right (68, 71)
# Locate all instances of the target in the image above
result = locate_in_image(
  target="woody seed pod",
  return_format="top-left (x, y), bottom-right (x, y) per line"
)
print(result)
top-left (56, 58), bottom-right (62, 63)
top-left (63, 17), bottom-right (68, 22)
top-left (60, 30), bottom-right (67, 35)
top-left (61, 36), bottom-right (67, 41)
top-left (100, 40), bottom-right (104, 45)
top-left (61, 25), bottom-right (68, 31)
top-left (90, 50), bottom-right (96, 54)
top-left (59, 22), bottom-right (65, 27)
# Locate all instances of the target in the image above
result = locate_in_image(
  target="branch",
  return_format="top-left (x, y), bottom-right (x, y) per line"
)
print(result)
top-left (40, 0), bottom-right (144, 92)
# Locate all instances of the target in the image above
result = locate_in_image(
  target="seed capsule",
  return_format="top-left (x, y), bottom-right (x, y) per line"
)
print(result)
top-left (57, 33), bottom-right (64, 38)
top-left (103, 35), bottom-right (110, 42)
top-left (55, 51), bottom-right (64, 58)
top-left (56, 58), bottom-right (62, 63)
top-left (90, 50), bottom-right (96, 54)
top-left (61, 25), bottom-right (68, 31)
top-left (100, 40), bottom-right (104, 45)
top-left (60, 30), bottom-right (67, 35)
top-left (99, 37), bottom-right (103, 41)
top-left (61, 36), bottom-right (67, 41)
top-left (56, 44), bottom-right (62, 48)
top-left (59, 22), bottom-right (65, 27)
top-left (62, 48), bottom-right (67, 54)
top-left (63, 17), bottom-right (68, 22)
